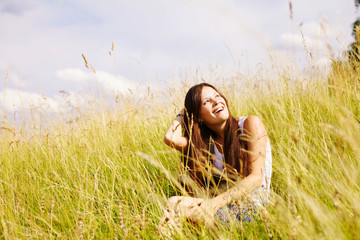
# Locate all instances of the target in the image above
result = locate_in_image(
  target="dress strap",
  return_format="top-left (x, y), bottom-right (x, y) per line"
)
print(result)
top-left (238, 116), bottom-right (248, 134)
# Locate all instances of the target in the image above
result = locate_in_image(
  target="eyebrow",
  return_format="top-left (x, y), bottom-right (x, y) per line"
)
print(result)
top-left (202, 91), bottom-right (218, 101)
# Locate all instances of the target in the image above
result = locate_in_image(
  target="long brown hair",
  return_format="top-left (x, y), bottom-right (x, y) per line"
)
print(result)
top-left (182, 83), bottom-right (248, 187)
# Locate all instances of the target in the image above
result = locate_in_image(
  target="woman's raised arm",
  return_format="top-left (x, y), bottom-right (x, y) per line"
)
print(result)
top-left (163, 109), bottom-right (189, 151)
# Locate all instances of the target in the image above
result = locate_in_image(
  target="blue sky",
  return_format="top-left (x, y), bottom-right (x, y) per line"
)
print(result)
top-left (0, 0), bottom-right (358, 113)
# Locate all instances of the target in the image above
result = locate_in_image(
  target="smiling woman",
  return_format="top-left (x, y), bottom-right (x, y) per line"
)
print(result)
top-left (161, 83), bottom-right (272, 228)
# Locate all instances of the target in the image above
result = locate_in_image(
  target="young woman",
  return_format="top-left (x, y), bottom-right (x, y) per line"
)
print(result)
top-left (162, 83), bottom-right (272, 227)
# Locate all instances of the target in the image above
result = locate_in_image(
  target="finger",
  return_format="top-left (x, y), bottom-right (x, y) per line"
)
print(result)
top-left (191, 206), bottom-right (206, 219)
top-left (189, 199), bottom-right (203, 208)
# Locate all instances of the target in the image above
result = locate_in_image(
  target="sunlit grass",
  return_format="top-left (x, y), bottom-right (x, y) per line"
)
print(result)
top-left (0, 57), bottom-right (359, 239)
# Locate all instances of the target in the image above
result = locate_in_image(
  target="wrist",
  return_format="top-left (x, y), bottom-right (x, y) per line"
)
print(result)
top-left (211, 193), bottom-right (231, 211)
top-left (177, 108), bottom-right (185, 118)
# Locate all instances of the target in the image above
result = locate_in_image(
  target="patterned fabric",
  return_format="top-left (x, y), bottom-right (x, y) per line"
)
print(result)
top-left (216, 202), bottom-right (258, 223)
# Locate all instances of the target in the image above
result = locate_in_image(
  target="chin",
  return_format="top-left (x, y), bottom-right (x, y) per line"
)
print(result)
top-left (223, 111), bottom-right (230, 120)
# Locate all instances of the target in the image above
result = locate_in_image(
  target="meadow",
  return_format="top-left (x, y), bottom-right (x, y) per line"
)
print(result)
top-left (0, 56), bottom-right (359, 239)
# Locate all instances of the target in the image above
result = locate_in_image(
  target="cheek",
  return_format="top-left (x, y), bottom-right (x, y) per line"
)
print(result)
top-left (225, 105), bottom-right (230, 114)
top-left (222, 104), bottom-right (230, 117)
top-left (199, 106), bottom-right (211, 118)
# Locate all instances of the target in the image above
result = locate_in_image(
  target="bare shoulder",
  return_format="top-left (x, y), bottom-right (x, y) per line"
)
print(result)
top-left (243, 115), bottom-right (267, 137)
top-left (244, 115), bottom-right (263, 125)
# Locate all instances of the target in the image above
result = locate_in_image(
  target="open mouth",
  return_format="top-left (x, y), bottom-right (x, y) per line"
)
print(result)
top-left (214, 106), bottom-right (224, 114)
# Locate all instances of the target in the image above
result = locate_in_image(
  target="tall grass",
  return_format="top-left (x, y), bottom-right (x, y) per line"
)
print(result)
top-left (0, 57), bottom-right (359, 239)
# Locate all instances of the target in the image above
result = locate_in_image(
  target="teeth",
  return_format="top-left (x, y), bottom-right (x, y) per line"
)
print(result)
top-left (215, 107), bottom-right (223, 113)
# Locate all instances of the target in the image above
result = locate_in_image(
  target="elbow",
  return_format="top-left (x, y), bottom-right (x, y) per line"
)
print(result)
top-left (163, 133), bottom-right (188, 151)
top-left (163, 134), bottom-right (172, 147)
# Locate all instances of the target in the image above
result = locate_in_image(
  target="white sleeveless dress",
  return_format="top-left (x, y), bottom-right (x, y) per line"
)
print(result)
top-left (212, 116), bottom-right (272, 207)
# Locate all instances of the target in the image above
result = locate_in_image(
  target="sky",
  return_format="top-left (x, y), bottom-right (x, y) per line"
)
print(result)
top-left (0, 0), bottom-right (358, 115)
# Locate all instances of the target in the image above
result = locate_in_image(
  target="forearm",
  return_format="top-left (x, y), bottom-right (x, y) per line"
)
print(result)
top-left (210, 174), bottom-right (262, 211)
top-left (163, 111), bottom-right (188, 150)
top-left (164, 117), bottom-right (182, 143)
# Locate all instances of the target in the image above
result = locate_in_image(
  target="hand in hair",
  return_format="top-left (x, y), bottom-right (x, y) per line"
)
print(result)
top-left (163, 109), bottom-right (189, 151)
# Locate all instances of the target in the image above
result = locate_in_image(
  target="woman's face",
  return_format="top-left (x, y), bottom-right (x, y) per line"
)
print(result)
top-left (199, 86), bottom-right (229, 127)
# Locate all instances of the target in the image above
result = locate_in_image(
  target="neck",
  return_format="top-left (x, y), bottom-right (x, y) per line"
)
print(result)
top-left (210, 121), bottom-right (227, 143)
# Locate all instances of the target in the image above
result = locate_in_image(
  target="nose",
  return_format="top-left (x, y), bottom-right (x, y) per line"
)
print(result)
top-left (212, 97), bottom-right (220, 106)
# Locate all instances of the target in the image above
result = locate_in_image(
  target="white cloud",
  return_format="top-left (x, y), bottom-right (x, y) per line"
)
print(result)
top-left (55, 68), bottom-right (90, 83)
top-left (53, 90), bottom-right (94, 110)
top-left (301, 22), bottom-right (326, 37)
top-left (314, 57), bottom-right (332, 68)
top-left (55, 68), bottom-right (137, 95)
top-left (95, 70), bottom-right (137, 94)
top-left (0, 88), bottom-right (97, 115)
top-left (0, 64), bottom-right (29, 89)
top-left (267, 47), bottom-right (333, 72)
top-left (280, 31), bottom-right (329, 53)
top-left (0, 88), bottom-right (59, 112)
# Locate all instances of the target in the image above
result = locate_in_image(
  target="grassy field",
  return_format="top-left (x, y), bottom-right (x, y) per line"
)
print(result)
top-left (0, 58), bottom-right (359, 239)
